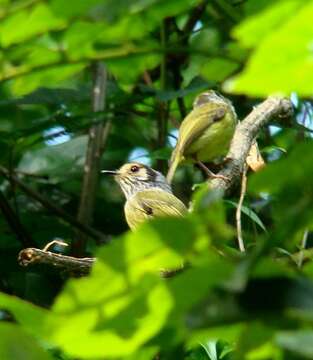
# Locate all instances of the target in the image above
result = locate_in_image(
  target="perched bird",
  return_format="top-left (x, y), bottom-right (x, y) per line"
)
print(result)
top-left (102, 162), bottom-right (187, 230)
top-left (166, 90), bottom-right (237, 183)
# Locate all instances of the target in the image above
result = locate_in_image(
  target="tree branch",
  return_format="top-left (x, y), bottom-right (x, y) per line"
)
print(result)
top-left (210, 96), bottom-right (293, 192)
top-left (18, 247), bottom-right (185, 278)
top-left (18, 248), bottom-right (95, 276)
top-left (75, 62), bottom-right (110, 255)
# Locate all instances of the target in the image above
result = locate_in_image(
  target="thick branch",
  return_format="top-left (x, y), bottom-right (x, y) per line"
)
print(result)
top-left (18, 248), bottom-right (95, 276)
top-left (18, 247), bottom-right (183, 278)
top-left (210, 96), bottom-right (293, 192)
top-left (75, 62), bottom-right (110, 255)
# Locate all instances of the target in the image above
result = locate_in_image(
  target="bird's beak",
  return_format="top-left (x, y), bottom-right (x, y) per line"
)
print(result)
top-left (101, 170), bottom-right (118, 175)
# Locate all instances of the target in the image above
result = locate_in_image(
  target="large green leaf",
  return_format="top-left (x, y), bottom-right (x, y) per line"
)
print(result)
top-left (0, 3), bottom-right (66, 47)
top-left (0, 323), bottom-right (54, 360)
top-left (18, 135), bottom-right (87, 181)
top-left (225, 0), bottom-right (313, 96)
top-left (0, 292), bottom-right (51, 337)
top-left (249, 141), bottom-right (313, 247)
top-left (45, 218), bottom-right (198, 357)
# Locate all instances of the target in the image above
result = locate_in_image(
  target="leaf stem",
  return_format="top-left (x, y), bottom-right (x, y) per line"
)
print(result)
top-left (236, 163), bottom-right (247, 252)
top-left (297, 228), bottom-right (309, 268)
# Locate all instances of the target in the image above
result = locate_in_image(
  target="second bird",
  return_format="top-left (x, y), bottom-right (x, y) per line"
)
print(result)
top-left (166, 90), bottom-right (237, 183)
top-left (102, 163), bottom-right (187, 230)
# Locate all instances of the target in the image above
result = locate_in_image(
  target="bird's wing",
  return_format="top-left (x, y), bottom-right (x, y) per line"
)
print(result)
top-left (130, 189), bottom-right (187, 219)
top-left (167, 104), bottom-right (226, 183)
top-left (176, 103), bottom-right (226, 154)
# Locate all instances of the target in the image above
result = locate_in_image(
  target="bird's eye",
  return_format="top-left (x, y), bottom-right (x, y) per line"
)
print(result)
top-left (130, 165), bottom-right (139, 173)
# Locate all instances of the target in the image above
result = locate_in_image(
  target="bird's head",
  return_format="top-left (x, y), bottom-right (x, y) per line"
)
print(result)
top-left (102, 162), bottom-right (172, 199)
top-left (193, 90), bottom-right (229, 108)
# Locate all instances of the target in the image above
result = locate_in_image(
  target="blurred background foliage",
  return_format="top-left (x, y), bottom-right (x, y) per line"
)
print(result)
top-left (0, 0), bottom-right (313, 359)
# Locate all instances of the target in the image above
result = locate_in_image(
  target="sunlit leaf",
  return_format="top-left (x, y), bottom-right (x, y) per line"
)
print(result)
top-left (225, 1), bottom-right (313, 96)
top-left (0, 323), bottom-right (54, 360)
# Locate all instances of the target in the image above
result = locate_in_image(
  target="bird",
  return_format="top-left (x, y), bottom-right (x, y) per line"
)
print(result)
top-left (102, 162), bottom-right (187, 230)
top-left (166, 90), bottom-right (237, 183)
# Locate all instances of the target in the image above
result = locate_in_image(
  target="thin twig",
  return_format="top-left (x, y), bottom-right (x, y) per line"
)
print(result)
top-left (0, 190), bottom-right (33, 247)
top-left (236, 163), bottom-right (247, 252)
top-left (0, 166), bottom-right (108, 243)
top-left (42, 239), bottom-right (68, 252)
top-left (75, 62), bottom-right (110, 255)
top-left (297, 229), bottom-right (309, 268)
top-left (143, 70), bottom-right (153, 86)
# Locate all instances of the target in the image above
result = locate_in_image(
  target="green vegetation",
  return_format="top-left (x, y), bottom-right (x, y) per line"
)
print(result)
top-left (0, 0), bottom-right (313, 359)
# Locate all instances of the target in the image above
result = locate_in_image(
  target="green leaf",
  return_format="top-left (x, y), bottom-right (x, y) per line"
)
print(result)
top-left (249, 141), bottom-right (313, 193)
top-left (201, 340), bottom-right (218, 360)
top-left (50, 0), bottom-right (104, 18)
top-left (0, 3), bottom-right (66, 47)
top-left (63, 21), bottom-right (105, 60)
top-left (0, 86), bottom-right (90, 106)
top-left (235, 322), bottom-right (275, 359)
top-left (0, 323), bottom-right (54, 360)
top-left (249, 141), bottom-right (313, 246)
top-left (0, 292), bottom-right (51, 338)
top-left (276, 330), bottom-right (313, 357)
top-left (225, 200), bottom-right (266, 231)
top-left (225, 1), bottom-right (313, 96)
top-left (10, 64), bottom-right (85, 96)
top-left (18, 136), bottom-right (87, 182)
top-left (48, 217), bottom-right (200, 358)
top-left (200, 58), bottom-right (239, 83)
top-left (234, 0), bottom-right (304, 48)
top-left (155, 77), bottom-right (210, 102)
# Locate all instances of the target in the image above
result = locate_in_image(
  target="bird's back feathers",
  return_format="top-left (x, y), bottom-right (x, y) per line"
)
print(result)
top-left (167, 102), bottom-right (233, 183)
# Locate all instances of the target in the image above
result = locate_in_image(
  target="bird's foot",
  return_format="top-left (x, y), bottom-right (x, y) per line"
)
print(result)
top-left (197, 161), bottom-right (229, 181)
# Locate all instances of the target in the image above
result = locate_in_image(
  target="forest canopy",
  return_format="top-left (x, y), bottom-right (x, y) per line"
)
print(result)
top-left (0, 0), bottom-right (313, 359)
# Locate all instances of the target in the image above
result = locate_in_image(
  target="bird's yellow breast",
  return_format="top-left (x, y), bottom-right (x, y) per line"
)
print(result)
top-left (185, 112), bottom-right (236, 162)
top-left (124, 188), bottom-right (187, 230)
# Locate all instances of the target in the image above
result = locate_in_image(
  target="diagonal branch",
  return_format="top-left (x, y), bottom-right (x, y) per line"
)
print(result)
top-left (0, 190), bottom-right (33, 247)
top-left (0, 166), bottom-right (108, 243)
top-left (210, 96), bottom-right (293, 192)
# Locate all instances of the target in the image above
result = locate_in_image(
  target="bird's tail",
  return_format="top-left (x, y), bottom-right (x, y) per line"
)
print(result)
top-left (166, 151), bottom-right (181, 184)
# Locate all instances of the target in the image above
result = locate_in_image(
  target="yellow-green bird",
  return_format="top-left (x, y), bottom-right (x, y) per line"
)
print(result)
top-left (102, 162), bottom-right (187, 230)
top-left (167, 90), bottom-right (237, 183)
